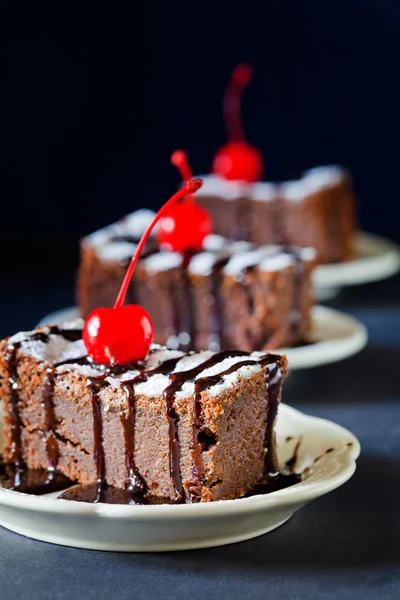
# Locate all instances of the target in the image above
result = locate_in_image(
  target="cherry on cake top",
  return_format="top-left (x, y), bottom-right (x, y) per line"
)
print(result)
top-left (83, 178), bottom-right (203, 365)
top-left (212, 63), bottom-right (263, 183)
top-left (157, 150), bottom-right (213, 253)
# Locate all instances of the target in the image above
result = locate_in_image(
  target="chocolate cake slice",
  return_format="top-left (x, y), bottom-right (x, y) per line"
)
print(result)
top-left (195, 165), bottom-right (356, 263)
top-left (0, 321), bottom-right (287, 503)
top-left (78, 218), bottom-right (316, 352)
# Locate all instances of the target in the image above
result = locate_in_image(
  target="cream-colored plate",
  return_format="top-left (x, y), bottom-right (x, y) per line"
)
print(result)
top-left (314, 231), bottom-right (400, 300)
top-left (0, 404), bottom-right (360, 552)
top-left (38, 305), bottom-right (368, 371)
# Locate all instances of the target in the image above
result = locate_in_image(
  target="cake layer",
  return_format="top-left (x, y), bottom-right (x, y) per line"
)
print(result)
top-left (0, 322), bottom-right (287, 503)
top-left (78, 226), bottom-right (316, 351)
top-left (196, 166), bottom-right (356, 263)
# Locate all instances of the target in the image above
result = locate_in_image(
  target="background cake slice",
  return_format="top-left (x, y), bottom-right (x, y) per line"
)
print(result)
top-left (78, 217), bottom-right (316, 352)
top-left (195, 165), bottom-right (356, 263)
top-left (0, 322), bottom-right (287, 503)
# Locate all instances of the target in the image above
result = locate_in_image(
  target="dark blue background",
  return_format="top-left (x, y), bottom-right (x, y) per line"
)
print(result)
top-left (1, 0), bottom-right (399, 255)
top-left (0, 5), bottom-right (400, 595)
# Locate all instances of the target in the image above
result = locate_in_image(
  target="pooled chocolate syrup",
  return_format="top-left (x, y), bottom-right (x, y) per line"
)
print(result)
top-left (58, 483), bottom-right (180, 504)
top-left (0, 459), bottom-right (73, 495)
top-left (246, 436), bottom-right (303, 496)
top-left (285, 437), bottom-right (302, 472)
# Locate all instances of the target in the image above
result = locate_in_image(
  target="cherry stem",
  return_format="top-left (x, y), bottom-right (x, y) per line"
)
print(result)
top-left (171, 150), bottom-right (193, 181)
top-left (113, 178), bottom-right (203, 310)
top-left (223, 63), bottom-right (253, 142)
top-left (171, 149), bottom-right (195, 204)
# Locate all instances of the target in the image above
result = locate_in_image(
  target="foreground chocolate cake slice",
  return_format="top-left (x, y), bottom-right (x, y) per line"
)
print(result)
top-left (196, 165), bottom-right (356, 263)
top-left (78, 215), bottom-right (316, 351)
top-left (0, 321), bottom-right (287, 503)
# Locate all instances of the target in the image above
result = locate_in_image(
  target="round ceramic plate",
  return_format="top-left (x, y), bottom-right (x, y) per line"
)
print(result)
top-left (0, 404), bottom-right (360, 552)
top-left (38, 305), bottom-right (368, 371)
top-left (314, 232), bottom-right (400, 300)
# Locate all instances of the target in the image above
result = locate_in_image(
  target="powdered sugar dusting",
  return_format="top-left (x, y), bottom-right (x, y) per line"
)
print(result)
top-left (61, 319), bottom-right (84, 330)
top-left (259, 253), bottom-right (294, 272)
top-left (97, 241), bottom-right (136, 262)
top-left (281, 165), bottom-right (346, 202)
top-left (143, 252), bottom-right (183, 272)
top-left (6, 322), bottom-right (278, 401)
top-left (57, 364), bottom-right (103, 377)
top-left (304, 165), bottom-right (346, 188)
top-left (175, 354), bottom-right (262, 399)
top-left (207, 363), bottom-right (262, 397)
top-left (21, 336), bottom-right (75, 364)
top-left (9, 330), bottom-right (36, 345)
top-left (195, 175), bottom-right (248, 200)
top-left (202, 234), bottom-right (226, 251)
top-left (251, 182), bottom-right (278, 202)
top-left (188, 253), bottom-right (219, 276)
top-left (224, 246), bottom-right (282, 276)
top-left (9, 322), bottom-right (86, 366)
top-left (145, 349), bottom-right (184, 370)
top-left (122, 209), bottom-right (156, 238)
top-left (134, 374), bottom-right (172, 397)
top-left (173, 352), bottom-right (214, 373)
top-left (296, 246), bottom-right (317, 262)
top-left (85, 209), bottom-right (156, 250)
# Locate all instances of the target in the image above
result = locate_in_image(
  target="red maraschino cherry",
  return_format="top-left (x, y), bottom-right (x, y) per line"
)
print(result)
top-left (83, 178), bottom-right (203, 365)
top-left (212, 63), bottom-right (263, 182)
top-left (157, 150), bottom-right (212, 253)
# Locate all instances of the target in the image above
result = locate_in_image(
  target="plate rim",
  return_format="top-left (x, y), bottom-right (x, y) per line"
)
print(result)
top-left (314, 231), bottom-right (400, 288)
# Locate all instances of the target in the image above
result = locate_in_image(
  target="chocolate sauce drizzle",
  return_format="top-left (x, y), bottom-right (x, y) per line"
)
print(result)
top-left (42, 367), bottom-right (58, 470)
top-left (209, 257), bottom-right (230, 350)
top-left (120, 382), bottom-right (146, 493)
top-left (1, 330), bottom-right (298, 504)
top-left (284, 246), bottom-right (304, 341)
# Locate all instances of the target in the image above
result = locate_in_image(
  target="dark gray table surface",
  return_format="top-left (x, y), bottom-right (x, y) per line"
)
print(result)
top-left (0, 274), bottom-right (399, 600)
